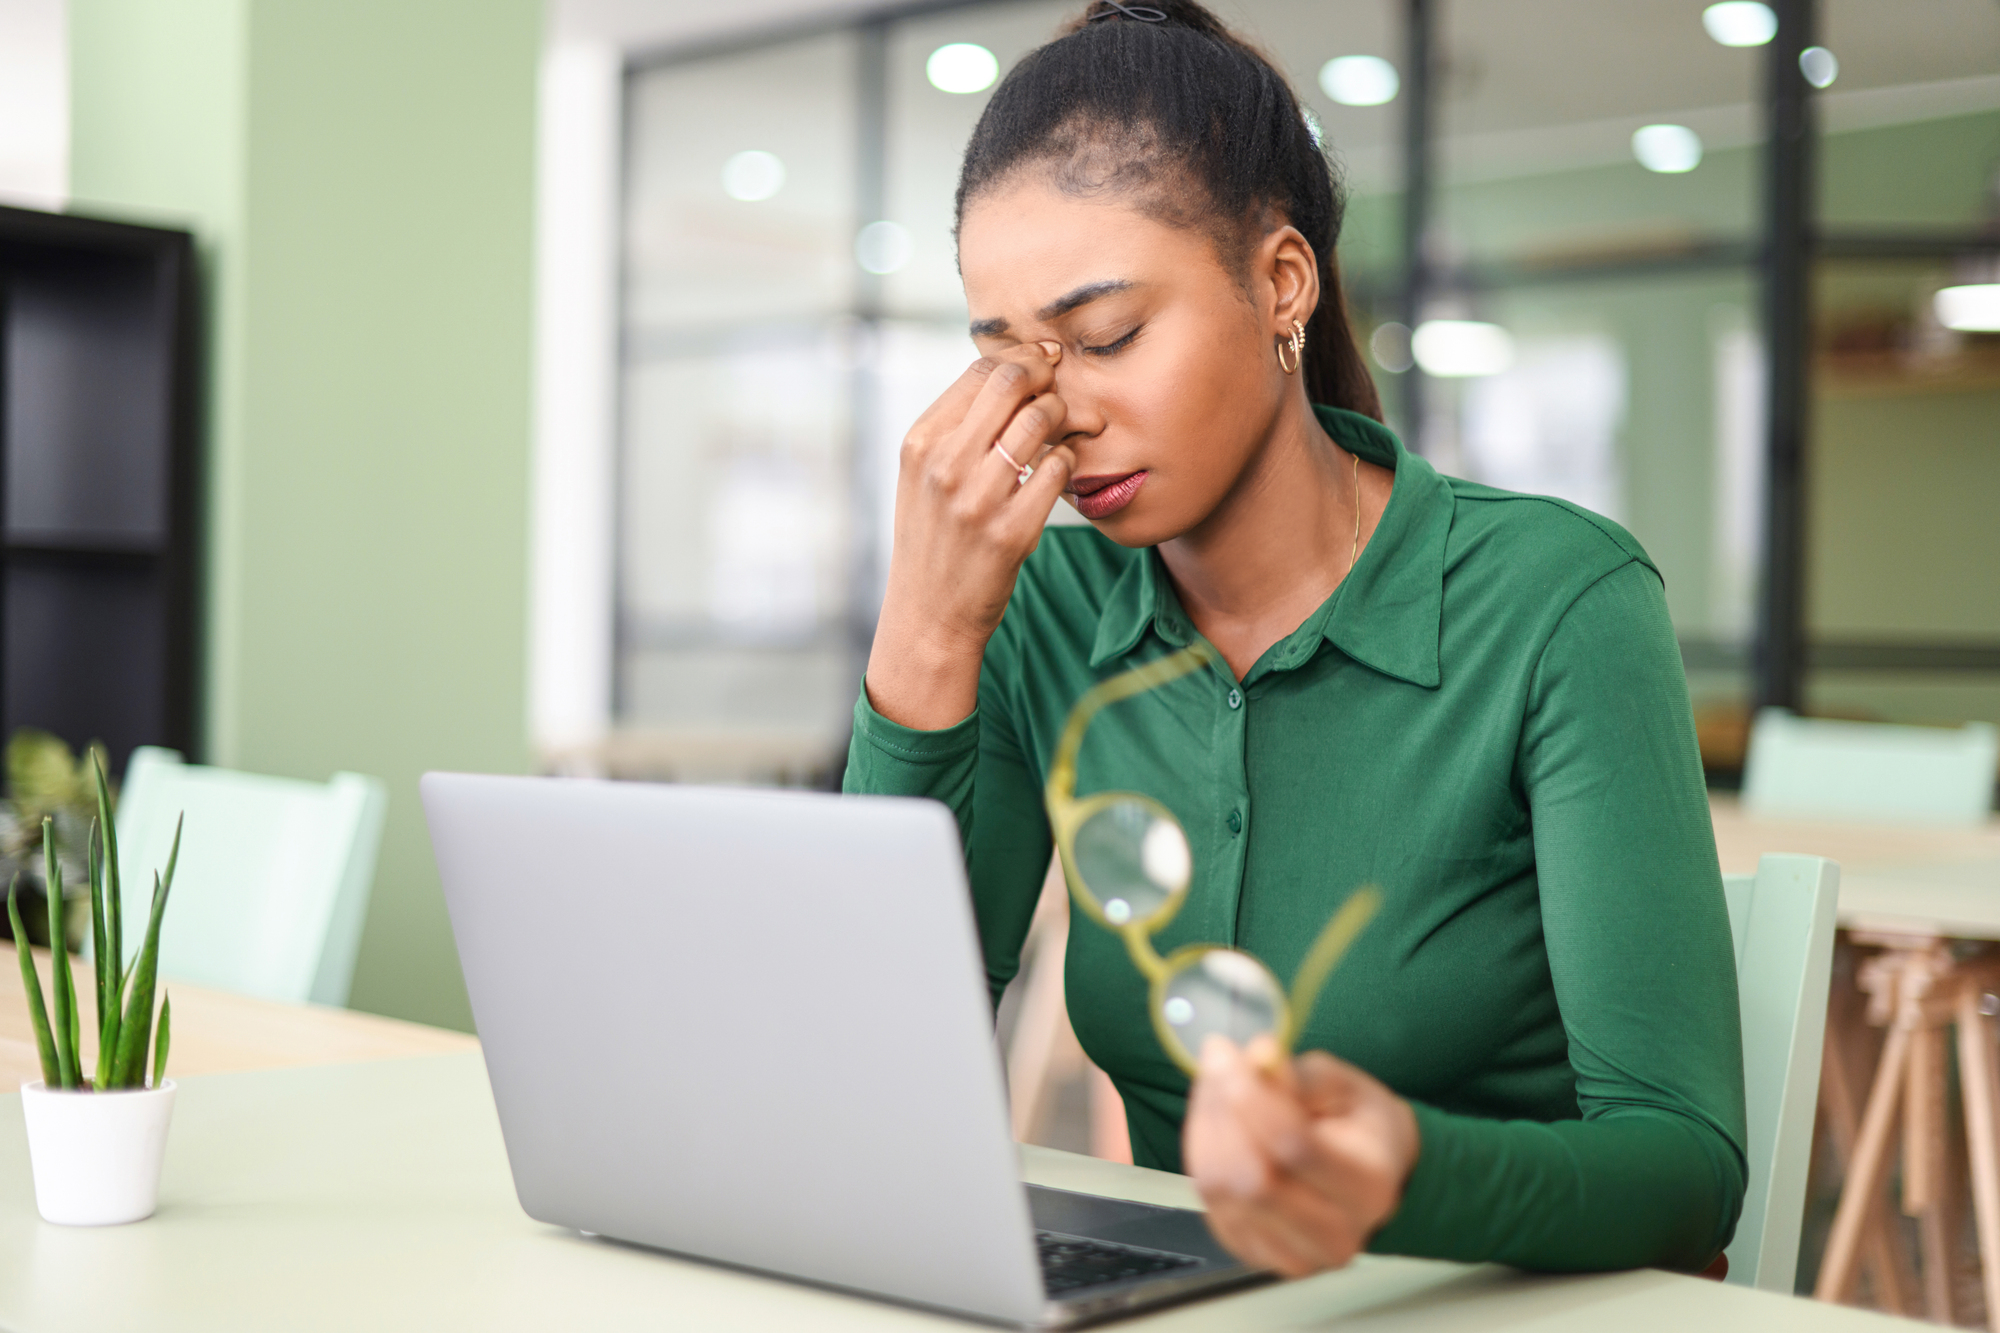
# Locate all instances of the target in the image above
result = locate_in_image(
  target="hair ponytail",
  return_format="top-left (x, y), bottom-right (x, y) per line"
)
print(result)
top-left (956, 0), bottom-right (1384, 422)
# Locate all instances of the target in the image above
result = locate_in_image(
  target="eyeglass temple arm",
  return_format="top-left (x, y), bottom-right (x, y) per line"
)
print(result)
top-left (1044, 644), bottom-right (1216, 805)
top-left (1286, 886), bottom-right (1381, 1029)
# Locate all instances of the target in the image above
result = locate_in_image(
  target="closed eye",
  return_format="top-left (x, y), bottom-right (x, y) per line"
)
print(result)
top-left (1081, 325), bottom-right (1141, 356)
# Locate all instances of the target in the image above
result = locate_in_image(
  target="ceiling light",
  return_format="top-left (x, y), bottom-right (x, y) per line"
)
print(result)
top-left (1702, 2), bottom-right (1777, 47)
top-left (1935, 284), bottom-right (2000, 332)
top-left (856, 220), bottom-right (912, 275)
top-left (1632, 124), bottom-right (1703, 173)
top-left (927, 43), bottom-right (998, 94)
top-left (1800, 46), bottom-right (1838, 88)
top-left (1318, 56), bottom-right (1399, 107)
top-left (1411, 321), bottom-right (1513, 377)
top-left (721, 150), bottom-right (785, 202)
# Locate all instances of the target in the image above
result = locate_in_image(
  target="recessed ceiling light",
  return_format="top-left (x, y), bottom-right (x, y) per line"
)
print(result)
top-left (856, 220), bottom-right (912, 275)
top-left (1632, 124), bottom-right (1704, 174)
top-left (1800, 46), bottom-right (1838, 88)
top-left (1703, 2), bottom-right (1777, 47)
top-left (1318, 56), bottom-right (1399, 107)
top-left (1935, 284), bottom-right (2000, 332)
top-left (1411, 321), bottom-right (1513, 377)
top-left (927, 43), bottom-right (998, 94)
top-left (721, 150), bottom-right (785, 202)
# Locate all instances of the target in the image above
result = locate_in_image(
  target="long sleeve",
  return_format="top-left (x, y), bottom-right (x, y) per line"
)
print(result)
top-left (844, 649), bottom-right (1056, 1009)
top-left (1368, 560), bottom-right (1748, 1271)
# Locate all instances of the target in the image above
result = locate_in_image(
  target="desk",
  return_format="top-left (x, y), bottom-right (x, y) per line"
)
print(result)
top-left (0, 1054), bottom-right (1918, 1331)
top-left (1711, 796), bottom-right (2000, 936)
top-left (0, 949), bottom-right (477, 1091)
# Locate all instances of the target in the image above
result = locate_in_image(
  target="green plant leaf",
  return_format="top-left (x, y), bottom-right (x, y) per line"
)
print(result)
top-left (112, 815), bottom-right (179, 1088)
top-left (92, 753), bottom-right (121, 1024)
top-left (88, 816), bottom-right (106, 1032)
top-left (44, 823), bottom-right (77, 1089)
top-left (89, 816), bottom-right (118, 1090)
top-left (152, 992), bottom-right (171, 1087)
top-left (8, 877), bottom-right (60, 1086)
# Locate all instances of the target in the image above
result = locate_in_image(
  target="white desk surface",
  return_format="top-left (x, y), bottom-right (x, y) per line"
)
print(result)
top-left (1710, 796), bottom-right (2000, 939)
top-left (0, 1054), bottom-right (1915, 1332)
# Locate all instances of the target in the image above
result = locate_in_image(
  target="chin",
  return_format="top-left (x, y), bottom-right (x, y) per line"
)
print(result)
top-left (1086, 503), bottom-right (1177, 549)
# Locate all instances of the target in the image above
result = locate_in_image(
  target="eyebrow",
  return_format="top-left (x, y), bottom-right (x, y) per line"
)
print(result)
top-left (967, 279), bottom-right (1137, 339)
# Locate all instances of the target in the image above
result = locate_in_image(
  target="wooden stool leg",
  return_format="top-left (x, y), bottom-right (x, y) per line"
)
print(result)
top-left (1956, 988), bottom-right (2000, 1333)
top-left (1821, 1012), bottom-right (1916, 1312)
top-left (1908, 1024), bottom-right (1957, 1323)
top-left (1819, 1022), bottom-right (1914, 1304)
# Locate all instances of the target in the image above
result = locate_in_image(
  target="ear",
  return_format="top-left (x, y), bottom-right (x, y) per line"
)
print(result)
top-left (1257, 225), bottom-right (1321, 336)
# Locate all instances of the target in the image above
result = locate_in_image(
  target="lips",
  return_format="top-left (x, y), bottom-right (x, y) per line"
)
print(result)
top-left (1069, 471), bottom-right (1148, 520)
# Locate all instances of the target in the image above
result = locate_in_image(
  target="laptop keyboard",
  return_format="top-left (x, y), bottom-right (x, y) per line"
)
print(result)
top-left (1036, 1230), bottom-right (1202, 1294)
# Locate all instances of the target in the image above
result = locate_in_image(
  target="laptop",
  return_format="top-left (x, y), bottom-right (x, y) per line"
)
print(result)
top-left (421, 773), bottom-right (1263, 1327)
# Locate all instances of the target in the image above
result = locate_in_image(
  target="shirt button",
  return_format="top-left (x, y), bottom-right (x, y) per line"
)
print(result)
top-left (1226, 809), bottom-right (1243, 834)
top-left (1227, 689), bottom-right (1242, 710)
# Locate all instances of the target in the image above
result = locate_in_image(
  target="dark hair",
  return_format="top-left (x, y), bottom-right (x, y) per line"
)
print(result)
top-left (954, 0), bottom-right (1382, 421)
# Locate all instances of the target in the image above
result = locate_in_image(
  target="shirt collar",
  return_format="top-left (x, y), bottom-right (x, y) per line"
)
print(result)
top-left (1088, 404), bottom-right (1451, 689)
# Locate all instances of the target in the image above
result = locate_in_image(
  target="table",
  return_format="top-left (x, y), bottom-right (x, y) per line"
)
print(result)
top-left (1710, 795), bottom-right (2000, 936)
top-left (0, 1054), bottom-right (1920, 1332)
top-left (1, 948), bottom-right (478, 1091)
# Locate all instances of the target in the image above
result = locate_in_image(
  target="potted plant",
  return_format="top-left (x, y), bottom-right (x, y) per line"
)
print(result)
top-left (10, 755), bottom-right (182, 1226)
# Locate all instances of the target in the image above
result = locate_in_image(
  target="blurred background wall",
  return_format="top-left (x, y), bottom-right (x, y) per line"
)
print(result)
top-left (10, 0), bottom-right (542, 1029)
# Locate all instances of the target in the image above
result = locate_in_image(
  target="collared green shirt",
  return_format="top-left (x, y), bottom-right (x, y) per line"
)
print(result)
top-left (845, 405), bottom-right (1746, 1273)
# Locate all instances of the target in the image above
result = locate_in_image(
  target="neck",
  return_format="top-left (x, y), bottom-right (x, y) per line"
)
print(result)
top-left (1157, 389), bottom-right (1356, 677)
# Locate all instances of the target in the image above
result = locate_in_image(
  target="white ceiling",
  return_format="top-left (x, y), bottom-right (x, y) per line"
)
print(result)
top-left (551, 0), bottom-right (876, 49)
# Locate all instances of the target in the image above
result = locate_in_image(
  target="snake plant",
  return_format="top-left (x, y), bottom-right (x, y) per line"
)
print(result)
top-left (7, 754), bottom-right (179, 1091)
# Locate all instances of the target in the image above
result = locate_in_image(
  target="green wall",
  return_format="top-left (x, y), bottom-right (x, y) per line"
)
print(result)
top-left (69, 0), bottom-right (541, 1030)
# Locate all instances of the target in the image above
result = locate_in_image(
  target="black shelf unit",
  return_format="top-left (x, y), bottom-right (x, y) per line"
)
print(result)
top-left (0, 204), bottom-right (202, 772)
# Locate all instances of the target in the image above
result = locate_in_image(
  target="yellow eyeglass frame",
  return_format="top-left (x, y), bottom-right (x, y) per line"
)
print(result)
top-left (1044, 642), bottom-right (1380, 1076)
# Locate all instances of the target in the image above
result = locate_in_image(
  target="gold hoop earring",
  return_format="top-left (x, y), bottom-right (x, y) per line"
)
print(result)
top-left (1277, 319), bottom-right (1305, 375)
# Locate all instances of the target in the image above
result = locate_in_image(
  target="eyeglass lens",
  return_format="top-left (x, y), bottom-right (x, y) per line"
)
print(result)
top-left (1158, 948), bottom-right (1286, 1064)
top-left (1073, 798), bottom-right (1192, 926)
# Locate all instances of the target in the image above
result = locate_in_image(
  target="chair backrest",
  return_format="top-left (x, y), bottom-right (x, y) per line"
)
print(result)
top-left (1722, 853), bottom-right (1840, 1293)
top-left (109, 747), bottom-right (388, 1005)
top-left (1743, 708), bottom-right (1998, 825)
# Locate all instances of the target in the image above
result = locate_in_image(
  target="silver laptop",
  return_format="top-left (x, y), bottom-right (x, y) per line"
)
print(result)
top-left (422, 773), bottom-right (1262, 1327)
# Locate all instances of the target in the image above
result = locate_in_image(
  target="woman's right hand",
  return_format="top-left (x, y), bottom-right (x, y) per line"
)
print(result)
top-left (864, 342), bottom-right (1077, 730)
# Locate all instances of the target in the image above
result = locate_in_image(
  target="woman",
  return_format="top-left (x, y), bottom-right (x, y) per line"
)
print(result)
top-left (845, 0), bottom-right (1745, 1279)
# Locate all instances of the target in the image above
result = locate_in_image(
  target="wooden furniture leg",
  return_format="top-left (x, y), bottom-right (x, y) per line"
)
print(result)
top-left (1818, 1020), bottom-right (1914, 1303)
top-left (1821, 1002), bottom-right (1915, 1312)
top-left (1907, 1022), bottom-right (1958, 1323)
top-left (1959, 986), bottom-right (2000, 1332)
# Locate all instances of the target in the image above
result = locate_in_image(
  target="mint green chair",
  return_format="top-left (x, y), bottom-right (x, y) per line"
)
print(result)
top-left (1722, 854), bottom-right (1841, 1292)
top-left (108, 747), bottom-right (388, 1006)
top-left (1743, 709), bottom-right (1998, 826)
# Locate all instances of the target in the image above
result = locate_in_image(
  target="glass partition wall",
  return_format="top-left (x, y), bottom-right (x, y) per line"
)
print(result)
top-left (616, 0), bottom-right (2000, 786)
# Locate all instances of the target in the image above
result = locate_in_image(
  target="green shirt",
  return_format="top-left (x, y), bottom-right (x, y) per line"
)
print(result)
top-left (844, 405), bottom-right (1746, 1273)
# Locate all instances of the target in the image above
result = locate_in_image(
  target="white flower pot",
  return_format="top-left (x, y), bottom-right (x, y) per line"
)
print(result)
top-left (19, 1080), bottom-right (176, 1226)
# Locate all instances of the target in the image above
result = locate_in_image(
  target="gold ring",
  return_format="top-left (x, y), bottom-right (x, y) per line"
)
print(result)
top-left (993, 443), bottom-right (1032, 486)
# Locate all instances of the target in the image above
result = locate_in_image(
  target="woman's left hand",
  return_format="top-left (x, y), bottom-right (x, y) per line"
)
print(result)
top-left (1183, 1035), bottom-right (1420, 1277)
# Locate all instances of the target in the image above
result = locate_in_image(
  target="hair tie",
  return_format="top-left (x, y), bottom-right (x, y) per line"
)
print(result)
top-left (1089, 1), bottom-right (1168, 21)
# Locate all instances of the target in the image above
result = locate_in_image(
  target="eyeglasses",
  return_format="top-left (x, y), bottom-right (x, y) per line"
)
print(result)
top-left (1043, 643), bottom-right (1379, 1077)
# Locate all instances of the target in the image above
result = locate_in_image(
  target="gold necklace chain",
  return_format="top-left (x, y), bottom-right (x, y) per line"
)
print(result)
top-left (1349, 451), bottom-right (1362, 576)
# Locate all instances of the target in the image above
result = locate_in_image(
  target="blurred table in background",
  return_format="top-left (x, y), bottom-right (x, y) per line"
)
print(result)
top-left (1711, 795), bottom-right (2000, 937)
top-left (0, 948), bottom-right (477, 1090)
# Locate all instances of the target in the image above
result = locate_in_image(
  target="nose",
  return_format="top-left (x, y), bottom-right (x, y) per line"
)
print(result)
top-left (1048, 358), bottom-right (1104, 446)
